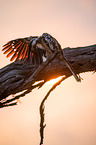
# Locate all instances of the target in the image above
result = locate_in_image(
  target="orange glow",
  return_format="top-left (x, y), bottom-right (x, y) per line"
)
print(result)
top-left (48, 76), bottom-right (63, 84)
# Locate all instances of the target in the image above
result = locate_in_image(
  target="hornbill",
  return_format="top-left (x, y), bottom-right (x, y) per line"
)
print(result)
top-left (2, 33), bottom-right (81, 82)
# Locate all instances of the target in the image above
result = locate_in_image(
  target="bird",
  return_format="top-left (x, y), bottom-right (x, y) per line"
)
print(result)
top-left (2, 33), bottom-right (81, 82)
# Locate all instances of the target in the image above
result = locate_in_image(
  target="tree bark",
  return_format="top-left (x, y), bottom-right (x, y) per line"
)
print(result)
top-left (0, 44), bottom-right (96, 103)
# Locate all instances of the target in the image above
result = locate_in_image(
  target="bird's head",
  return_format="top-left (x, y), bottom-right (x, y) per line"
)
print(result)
top-left (41, 33), bottom-right (61, 52)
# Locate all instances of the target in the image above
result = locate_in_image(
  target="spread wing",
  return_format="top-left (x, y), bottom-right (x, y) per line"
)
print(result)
top-left (2, 36), bottom-right (46, 65)
top-left (2, 36), bottom-right (35, 61)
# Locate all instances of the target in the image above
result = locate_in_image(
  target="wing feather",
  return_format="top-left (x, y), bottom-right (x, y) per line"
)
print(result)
top-left (15, 43), bottom-right (26, 61)
top-left (6, 49), bottom-right (15, 58)
top-left (2, 44), bottom-right (11, 51)
top-left (21, 44), bottom-right (27, 58)
top-left (24, 44), bottom-right (29, 59)
top-left (10, 43), bottom-right (24, 61)
top-left (3, 46), bottom-right (13, 54)
top-left (2, 36), bottom-right (47, 65)
top-left (2, 37), bottom-right (31, 61)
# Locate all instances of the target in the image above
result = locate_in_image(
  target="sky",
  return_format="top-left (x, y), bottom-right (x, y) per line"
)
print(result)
top-left (0, 0), bottom-right (96, 145)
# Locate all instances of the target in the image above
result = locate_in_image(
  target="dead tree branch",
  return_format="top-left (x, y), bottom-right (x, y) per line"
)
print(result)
top-left (0, 44), bottom-right (96, 107)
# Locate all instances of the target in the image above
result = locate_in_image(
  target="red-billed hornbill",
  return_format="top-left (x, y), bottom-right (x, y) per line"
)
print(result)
top-left (2, 33), bottom-right (81, 82)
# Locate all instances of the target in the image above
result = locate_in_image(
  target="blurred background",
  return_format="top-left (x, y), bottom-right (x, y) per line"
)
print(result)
top-left (0, 0), bottom-right (96, 145)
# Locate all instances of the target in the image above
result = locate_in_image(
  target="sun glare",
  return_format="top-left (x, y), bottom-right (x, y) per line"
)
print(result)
top-left (48, 76), bottom-right (63, 84)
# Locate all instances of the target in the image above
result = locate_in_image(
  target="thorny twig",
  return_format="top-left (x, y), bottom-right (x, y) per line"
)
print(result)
top-left (39, 75), bottom-right (66, 145)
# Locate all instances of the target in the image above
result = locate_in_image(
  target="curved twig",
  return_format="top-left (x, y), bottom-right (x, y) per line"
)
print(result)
top-left (39, 75), bottom-right (68, 145)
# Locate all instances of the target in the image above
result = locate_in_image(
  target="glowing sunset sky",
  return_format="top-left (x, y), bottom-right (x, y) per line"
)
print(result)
top-left (0, 0), bottom-right (96, 145)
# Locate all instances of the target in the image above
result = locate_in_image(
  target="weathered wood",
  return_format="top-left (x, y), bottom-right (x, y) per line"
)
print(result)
top-left (0, 44), bottom-right (96, 103)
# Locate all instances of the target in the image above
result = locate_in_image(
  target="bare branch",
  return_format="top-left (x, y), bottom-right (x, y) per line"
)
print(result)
top-left (39, 76), bottom-right (66, 145)
top-left (0, 44), bottom-right (96, 106)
